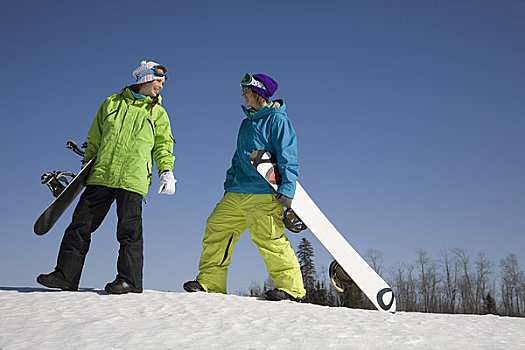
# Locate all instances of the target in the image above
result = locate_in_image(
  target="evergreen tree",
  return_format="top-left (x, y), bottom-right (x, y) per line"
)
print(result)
top-left (315, 281), bottom-right (330, 306)
top-left (483, 292), bottom-right (497, 315)
top-left (340, 282), bottom-right (374, 309)
top-left (297, 238), bottom-right (317, 303)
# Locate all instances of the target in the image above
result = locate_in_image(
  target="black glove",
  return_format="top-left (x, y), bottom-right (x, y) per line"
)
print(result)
top-left (276, 193), bottom-right (293, 208)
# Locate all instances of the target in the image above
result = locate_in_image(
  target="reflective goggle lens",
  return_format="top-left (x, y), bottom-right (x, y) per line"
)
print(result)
top-left (136, 64), bottom-right (168, 82)
top-left (241, 73), bottom-right (252, 85)
top-left (154, 65), bottom-right (168, 75)
top-left (240, 73), bottom-right (268, 95)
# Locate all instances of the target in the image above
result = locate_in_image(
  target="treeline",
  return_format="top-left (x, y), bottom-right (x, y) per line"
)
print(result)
top-left (391, 248), bottom-right (524, 316)
top-left (241, 238), bottom-right (525, 317)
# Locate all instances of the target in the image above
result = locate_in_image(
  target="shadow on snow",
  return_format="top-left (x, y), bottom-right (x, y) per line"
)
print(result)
top-left (0, 286), bottom-right (107, 295)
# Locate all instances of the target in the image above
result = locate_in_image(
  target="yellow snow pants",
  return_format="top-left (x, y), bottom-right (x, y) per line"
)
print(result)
top-left (196, 192), bottom-right (306, 299)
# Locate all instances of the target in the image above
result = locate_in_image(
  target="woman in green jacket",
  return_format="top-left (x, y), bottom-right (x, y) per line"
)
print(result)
top-left (37, 60), bottom-right (176, 294)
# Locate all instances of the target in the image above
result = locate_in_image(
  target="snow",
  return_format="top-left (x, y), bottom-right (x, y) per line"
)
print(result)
top-left (1, 287), bottom-right (524, 349)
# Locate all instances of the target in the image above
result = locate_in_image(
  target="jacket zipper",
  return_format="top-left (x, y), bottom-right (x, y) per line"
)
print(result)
top-left (147, 119), bottom-right (155, 137)
top-left (147, 162), bottom-right (152, 180)
top-left (148, 119), bottom-right (154, 180)
top-left (104, 109), bottom-right (118, 122)
top-left (148, 151), bottom-right (153, 179)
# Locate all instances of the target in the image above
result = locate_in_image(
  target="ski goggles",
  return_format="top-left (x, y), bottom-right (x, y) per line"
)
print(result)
top-left (241, 73), bottom-right (268, 95)
top-left (136, 64), bottom-right (168, 81)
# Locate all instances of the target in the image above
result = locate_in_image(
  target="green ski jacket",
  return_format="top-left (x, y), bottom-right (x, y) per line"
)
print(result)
top-left (83, 88), bottom-right (175, 196)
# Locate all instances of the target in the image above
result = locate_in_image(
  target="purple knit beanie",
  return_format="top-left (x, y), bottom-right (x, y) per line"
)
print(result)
top-left (251, 74), bottom-right (278, 101)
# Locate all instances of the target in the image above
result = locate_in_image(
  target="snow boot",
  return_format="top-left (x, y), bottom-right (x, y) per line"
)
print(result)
top-left (183, 280), bottom-right (205, 292)
top-left (104, 278), bottom-right (143, 294)
top-left (264, 288), bottom-right (302, 302)
top-left (37, 271), bottom-right (78, 291)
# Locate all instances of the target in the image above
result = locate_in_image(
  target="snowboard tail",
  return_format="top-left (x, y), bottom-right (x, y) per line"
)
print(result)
top-left (250, 150), bottom-right (396, 313)
top-left (34, 142), bottom-right (95, 236)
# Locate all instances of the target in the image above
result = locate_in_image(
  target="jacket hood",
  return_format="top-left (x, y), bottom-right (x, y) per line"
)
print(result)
top-left (124, 87), bottom-right (163, 106)
top-left (242, 99), bottom-right (285, 119)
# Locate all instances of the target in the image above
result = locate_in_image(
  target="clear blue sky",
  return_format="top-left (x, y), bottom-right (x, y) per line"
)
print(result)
top-left (1, 0), bottom-right (523, 293)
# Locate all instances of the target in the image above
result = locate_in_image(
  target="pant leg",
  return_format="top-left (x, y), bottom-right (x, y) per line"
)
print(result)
top-left (245, 194), bottom-right (306, 299)
top-left (56, 185), bottom-right (115, 286)
top-left (115, 189), bottom-right (144, 289)
top-left (196, 193), bottom-right (247, 293)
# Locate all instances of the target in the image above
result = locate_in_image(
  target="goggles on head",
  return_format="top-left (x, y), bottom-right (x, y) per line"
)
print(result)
top-left (136, 64), bottom-right (168, 81)
top-left (241, 73), bottom-right (268, 95)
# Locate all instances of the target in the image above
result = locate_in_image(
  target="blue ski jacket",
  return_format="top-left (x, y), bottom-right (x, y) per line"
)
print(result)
top-left (224, 100), bottom-right (299, 198)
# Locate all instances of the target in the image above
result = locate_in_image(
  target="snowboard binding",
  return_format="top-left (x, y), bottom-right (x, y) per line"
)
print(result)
top-left (329, 260), bottom-right (354, 293)
top-left (283, 208), bottom-right (307, 233)
top-left (41, 171), bottom-right (76, 198)
top-left (66, 140), bottom-right (87, 157)
top-left (40, 141), bottom-right (88, 198)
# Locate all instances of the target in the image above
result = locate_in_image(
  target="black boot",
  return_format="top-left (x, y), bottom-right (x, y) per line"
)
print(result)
top-left (105, 278), bottom-right (143, 294)
top-left (264, 288), bottom-right (302, 302)
top-left (183, 280), bottom-right (205, 292)
top-left (37, 271), bottom-right (78, 291)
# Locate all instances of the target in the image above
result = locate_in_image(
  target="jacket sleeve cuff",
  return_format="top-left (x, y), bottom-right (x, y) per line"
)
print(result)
top-left (157, 165), bottom-right (174, 177)
top-left (278, 182), bottom-right (296, 199)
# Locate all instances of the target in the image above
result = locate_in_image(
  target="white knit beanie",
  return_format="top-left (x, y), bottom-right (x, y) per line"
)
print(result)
top-left (132, 60), bottom-right (165, 84)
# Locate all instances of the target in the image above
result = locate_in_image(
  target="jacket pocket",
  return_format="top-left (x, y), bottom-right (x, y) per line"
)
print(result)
top-left (146, 158), bottom-right (153, 181)
top-left (220, 234), bottom-right (235, 266)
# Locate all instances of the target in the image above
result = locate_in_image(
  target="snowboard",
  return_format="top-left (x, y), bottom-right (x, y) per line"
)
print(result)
top-left (250, 150), bottom-right (396, 313)
top-left (34, 142), bottom-right (95, 236)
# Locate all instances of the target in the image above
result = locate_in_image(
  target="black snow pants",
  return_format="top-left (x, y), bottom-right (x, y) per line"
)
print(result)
top-left (55, 185), bottom-right (144, 289)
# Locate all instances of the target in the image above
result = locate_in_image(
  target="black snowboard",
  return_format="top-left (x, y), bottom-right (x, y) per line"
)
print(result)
top-left (34, 157), bottom-right (95, 235)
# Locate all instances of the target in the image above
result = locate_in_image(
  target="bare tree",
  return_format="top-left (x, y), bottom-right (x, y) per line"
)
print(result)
top-left (440, 249), bottom-right (458, 314)
top-left (500, 254), bottom-right (525, 316)
top-left (453, 248), bottom-right (477, 313)
top-left (391, 262), bottom-right (418, 312)
top-left (263, 275), bottom-right (275, 292)
top-left (391, 263), bottom-right (406, 310)
top-left (417, 249), bottom-right (430, 312)
top-left (237, 279), bottom-right (265, 297)
top-left (248, 280), bottom-right (263, 297)
top-left (474, 251), bottom-right (492, 313)
top-left (414, 249), bottom-right (441, 312)
top-left (365, 249), bottom-right (384, 275)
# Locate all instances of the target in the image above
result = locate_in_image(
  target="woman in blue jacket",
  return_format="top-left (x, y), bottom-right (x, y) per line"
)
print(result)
top-left (184, 73), bottom-right (306, 301)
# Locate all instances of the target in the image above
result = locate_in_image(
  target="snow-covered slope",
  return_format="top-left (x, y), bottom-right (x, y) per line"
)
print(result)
top-left (1, 287), bottom-right (524, 349)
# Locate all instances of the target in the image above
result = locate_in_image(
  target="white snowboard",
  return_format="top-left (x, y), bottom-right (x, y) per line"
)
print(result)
top-left (250, 150), bottom-right (396, 313)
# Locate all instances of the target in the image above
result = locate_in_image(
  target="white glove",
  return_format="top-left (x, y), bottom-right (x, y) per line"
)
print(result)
top-left (158, 171), bottom-right (176, 195)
